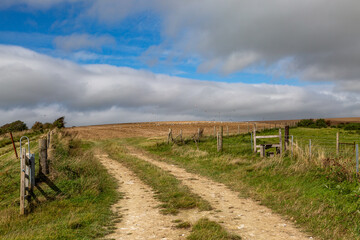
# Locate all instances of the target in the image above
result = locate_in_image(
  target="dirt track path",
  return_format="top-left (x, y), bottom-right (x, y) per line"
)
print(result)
top-left (96, 154), bottom-right (189, 240)
top-left (125, 146), bottom-right (313, 240)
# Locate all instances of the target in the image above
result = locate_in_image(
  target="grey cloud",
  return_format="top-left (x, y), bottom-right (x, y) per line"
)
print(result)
top-left (82, 0), bottom-right (360, 84)
top-left (1, 45), bottom-right (360, 127)
top-left (53, 34), bottom-right (116, 52)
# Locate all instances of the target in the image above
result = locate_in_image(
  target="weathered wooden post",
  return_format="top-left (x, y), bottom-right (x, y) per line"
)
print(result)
top-left (220, 126), bottom-right (223, 150)
top-left (47, 131), bottom-right (51, 148)
top-left (214, 126), bottom-right (216, 138)
top-left (260, 145), bottom-right (265, 157)
top-left (167, 129), bottom-right (172, 144)
top-left (238, 125), bottom-right (240, 135)
top-left (10, 132), bottom-right (18, 159)
top-left (227, 126), bottom-right (229, 137)
top-left (198, 128), bottom-right (201, 140)
top-left (250, 132), bottom-right (253, 152)
top-left (279, 128), bottom-right (282, 154)
top-left (180, 129), bottom-right (183, 142)
top-left (336, 132), bottom-right (339, 155)
top-left (30, 154), bottom-right (35, 190)
top-left (253, 123), bottom-right (257, 153)
top-left (39, 138), bottom-right (48, 175)
top-left (247, 122), bottom-right (249, 133)
top-left (217, 126), bottom-right (223, 152)
top-left (284, 126), bottom-right (289, 151)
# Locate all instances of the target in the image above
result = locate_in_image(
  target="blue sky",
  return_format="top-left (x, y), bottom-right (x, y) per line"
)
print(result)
top-left (0, 1), bottom-right (359, 126)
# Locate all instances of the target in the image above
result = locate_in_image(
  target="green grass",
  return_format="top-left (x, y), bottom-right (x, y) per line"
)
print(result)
top-left (102, 140), bottom-right (212, 215)
top-left (0, 132), bottom-right (118, 239)
top-left (174, 220), bottom-right (191, 229)
top-left (124, 128), bottom-right (360, 240)
top-left (187, 218), bottom-right (241, 240)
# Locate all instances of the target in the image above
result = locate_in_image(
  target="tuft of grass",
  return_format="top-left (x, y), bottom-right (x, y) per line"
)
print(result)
top-left (187, 218), bottom-right (241, 240)
top-left (175, 221), bottom-right (191, 229)
top-left (103, 140), bottom-right (212, 215)
top-left (0, 132), bottom-right (118, 239)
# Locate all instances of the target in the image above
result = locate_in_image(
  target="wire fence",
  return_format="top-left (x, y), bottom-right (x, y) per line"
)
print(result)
top-left (167, 125), bottom-right (360, 177)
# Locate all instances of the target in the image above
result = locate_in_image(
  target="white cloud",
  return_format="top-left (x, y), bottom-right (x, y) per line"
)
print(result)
top-left (53, 33), bottom-right (116, 52)
top-left (1, 45), bottom-right (360, 127)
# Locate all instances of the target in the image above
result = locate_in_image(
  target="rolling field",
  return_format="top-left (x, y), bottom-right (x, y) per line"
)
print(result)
top-left (3, 118), bottom-right (360, 239)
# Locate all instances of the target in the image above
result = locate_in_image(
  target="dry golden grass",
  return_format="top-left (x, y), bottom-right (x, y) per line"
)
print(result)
top-left (66, 121), bottom-right (288, 140)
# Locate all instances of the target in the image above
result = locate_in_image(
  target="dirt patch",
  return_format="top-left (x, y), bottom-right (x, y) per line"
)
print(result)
top-left (96, 154), bottom-right (190, 240)
top-left (125, 146), bottom-right (313, 240)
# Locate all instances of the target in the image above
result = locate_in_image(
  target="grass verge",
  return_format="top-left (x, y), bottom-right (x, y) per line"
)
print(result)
top-left (188, 218), bottom-right (241, 240)
top-left (124, 131), bottom-right (360, 240)
top-left (0, 132), bottom-right (118, 239)
top-left (102, 140), bottom-right (212, 215)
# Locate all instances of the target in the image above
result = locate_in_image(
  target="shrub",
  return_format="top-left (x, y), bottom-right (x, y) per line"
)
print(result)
top-left (343, 123), bottom-right (360, 130)
top-left (0, 120), bottom-right (28, 134)
top-left (32, 121), bottom-right (44, 131)
top-left (53, 117), bottom-right (66, 129)
top-left (297, 119), bottom-right (328, 128)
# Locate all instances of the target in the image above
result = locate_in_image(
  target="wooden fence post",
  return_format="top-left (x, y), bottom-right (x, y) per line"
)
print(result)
top-left (30, 154), bottom-right (35, 190)
top-left (336, 132), bottom-right (339, 155)
top-left (279, 128), bottom-right (282, 154)
top-left (247, 122), bottom-right (249, 133)
top-left (253, 123), bottom-right (257, 153)
top-left (220, 126), bottom-right (223, 151)
top-left (251, 132), bottom-right (253, 151)
top-left (214, 126), bottom-right (216, 138)
top-left (227, 126), bottom-right (229, 137)
top-left (260, 145), bottom-right (265, 157)
top-left (39, 138), bottom-right (48, 175)
top-left (167, 129), bottom-right (172, 144)
top-left (217, 126), bottom-right (223, 152)
top-left (10, 132), bottom-right (18, 159)
top-left (238, 125), bottom-right (240, 135)
top-left (47, 131), bottom-right (53, 162)
top-left (47, 131), bottom-right (50, 148)
top-left (284, 126), bottom-right (289, 151)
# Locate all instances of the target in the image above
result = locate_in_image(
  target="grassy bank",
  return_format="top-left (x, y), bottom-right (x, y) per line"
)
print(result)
top-left (0, 133), bottom-right (118, 239)
top-left (103, 140), bottom-right (211, 215)
top-left (124, 128), bottom-right (360, 240)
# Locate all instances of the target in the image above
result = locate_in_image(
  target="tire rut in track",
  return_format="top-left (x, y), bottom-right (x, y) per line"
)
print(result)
top-left (125, 146), bottom-right (314, 240)
top-left (96, 154), bottom-right (190, 240)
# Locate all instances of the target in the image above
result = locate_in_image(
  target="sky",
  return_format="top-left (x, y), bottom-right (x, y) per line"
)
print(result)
top-left (1, 0), bottom-right (360, 127)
